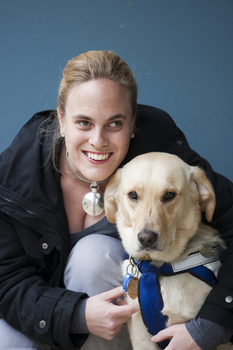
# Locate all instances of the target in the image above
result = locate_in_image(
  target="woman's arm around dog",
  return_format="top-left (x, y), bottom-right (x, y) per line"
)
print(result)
top-left (151, 324), bottom-right (201, 350)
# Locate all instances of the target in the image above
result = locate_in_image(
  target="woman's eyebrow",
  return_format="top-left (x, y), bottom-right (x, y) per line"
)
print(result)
top-left (72, 114), bottom-right (91, 122)
top-left (107, 114), bottom-right (127, 121)
top-left (72, 114), bottom-right (127, 122)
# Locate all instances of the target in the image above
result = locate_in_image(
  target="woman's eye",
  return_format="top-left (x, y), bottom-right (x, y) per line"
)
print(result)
top-left (79, 120), bottom-right (90, 127)
top-left (108, 121), bottom-right (122, 129)
top-left (128, 191), bottom-right (138, 201)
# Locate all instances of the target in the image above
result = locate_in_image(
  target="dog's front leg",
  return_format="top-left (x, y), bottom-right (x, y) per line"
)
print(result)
top-left (125, 293), bottom-right (160, 350)
top-left (122, 261), bottom-right (159, 349)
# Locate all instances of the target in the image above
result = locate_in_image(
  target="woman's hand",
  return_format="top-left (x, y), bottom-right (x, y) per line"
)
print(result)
top-left (151, 323), bottom-right (202, 350)
top-left (85, 286), bottom-right (139, 340)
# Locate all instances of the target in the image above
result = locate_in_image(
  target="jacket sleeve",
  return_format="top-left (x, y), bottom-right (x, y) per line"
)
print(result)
top-left (0, 212), bottom-right (88, 350)
top-left (136, 105), bottom-right (233, 332)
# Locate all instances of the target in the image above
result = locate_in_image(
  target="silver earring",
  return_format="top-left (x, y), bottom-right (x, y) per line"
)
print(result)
top-left (131, 134), bottom-right (135, 139)
top-left (61, 133), bottom-right (65, 138)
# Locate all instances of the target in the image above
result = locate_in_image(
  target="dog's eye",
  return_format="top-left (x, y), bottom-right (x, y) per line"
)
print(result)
top-left (163, 192), bottom-right (177, 202)
top-left (128, 191), bottom-right (138, 201)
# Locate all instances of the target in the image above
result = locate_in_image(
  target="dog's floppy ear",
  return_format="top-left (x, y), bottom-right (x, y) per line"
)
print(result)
top-left (190, 166), bottom-right (216, 222)
top-left (104, 168), bottom-right (122, 223)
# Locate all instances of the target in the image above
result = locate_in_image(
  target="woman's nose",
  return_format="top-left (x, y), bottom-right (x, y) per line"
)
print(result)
top-left (88, 129), bottom-right (109, 148)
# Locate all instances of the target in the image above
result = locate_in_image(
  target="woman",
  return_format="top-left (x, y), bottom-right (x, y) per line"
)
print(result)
top-left (0, 50), bottom-right (232, 350)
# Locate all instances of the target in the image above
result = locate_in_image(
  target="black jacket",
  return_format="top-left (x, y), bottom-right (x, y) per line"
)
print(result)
top-left (0, 104), bottom-right (233, 349)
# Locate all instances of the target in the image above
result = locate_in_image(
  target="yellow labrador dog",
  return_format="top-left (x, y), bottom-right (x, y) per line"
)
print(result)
top-left (105, 152), bottom-right (230, 350)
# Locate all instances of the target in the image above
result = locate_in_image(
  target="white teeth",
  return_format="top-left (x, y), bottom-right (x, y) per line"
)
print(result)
top-left (87, 152), bottom-right (110, 161)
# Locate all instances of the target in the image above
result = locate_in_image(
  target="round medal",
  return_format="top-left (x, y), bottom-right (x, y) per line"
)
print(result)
top-left (82, 191), bottom-right (104, 216)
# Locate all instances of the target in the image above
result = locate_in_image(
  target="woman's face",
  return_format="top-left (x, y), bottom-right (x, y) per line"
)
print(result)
top-left (58, 78), bottom-right (135, 182)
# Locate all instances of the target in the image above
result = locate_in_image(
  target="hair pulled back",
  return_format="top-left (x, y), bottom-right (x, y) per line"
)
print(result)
top-left (58, 50), bottom-right (137, 117)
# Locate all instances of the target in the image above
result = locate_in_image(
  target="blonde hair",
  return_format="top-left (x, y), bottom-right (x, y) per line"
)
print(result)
top-left (50, 50), bottom-right (138, 169)
top-left (58, 50), bottom-right (137, 116)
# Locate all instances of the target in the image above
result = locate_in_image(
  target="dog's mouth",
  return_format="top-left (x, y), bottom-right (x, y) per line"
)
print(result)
top-left (137, 245), bottom-right (164, 252)
top-left (133, 246), bottom-right (165, 262)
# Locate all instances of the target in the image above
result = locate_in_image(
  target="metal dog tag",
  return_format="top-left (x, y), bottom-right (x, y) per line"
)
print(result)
top-left (122, 273), bottom-right (139, 299)
top-left (127, 277), bottom-right (139, 299)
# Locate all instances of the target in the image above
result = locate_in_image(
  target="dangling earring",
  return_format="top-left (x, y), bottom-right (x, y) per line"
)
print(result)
top-left (131, 134), bottom-right (135, 139)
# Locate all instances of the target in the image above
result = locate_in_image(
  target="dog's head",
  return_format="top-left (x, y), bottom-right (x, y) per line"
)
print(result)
top-left (105, 152), bottom-right (216, 262)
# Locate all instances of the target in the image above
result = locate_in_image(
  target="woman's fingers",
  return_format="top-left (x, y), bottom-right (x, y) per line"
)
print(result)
top-left (85, 286), bottom-right (139, 340)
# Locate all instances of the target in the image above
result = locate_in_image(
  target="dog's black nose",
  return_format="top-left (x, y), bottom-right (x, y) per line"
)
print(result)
top-left (138, 230), bottom-right (158, 247)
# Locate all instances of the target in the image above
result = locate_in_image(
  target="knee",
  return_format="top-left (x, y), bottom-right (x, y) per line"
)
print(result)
top-left (64, 234), bottom-right (126, 295)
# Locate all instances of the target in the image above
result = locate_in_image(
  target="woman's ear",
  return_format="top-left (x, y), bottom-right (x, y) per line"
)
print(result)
top-left (132, 114), bottom-right (136, 136)
top-left (57, 108), bottom-right (65, 136)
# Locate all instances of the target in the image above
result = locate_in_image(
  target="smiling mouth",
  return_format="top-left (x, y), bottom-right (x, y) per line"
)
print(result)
top-left (85, 152), bottom-right (112, 161)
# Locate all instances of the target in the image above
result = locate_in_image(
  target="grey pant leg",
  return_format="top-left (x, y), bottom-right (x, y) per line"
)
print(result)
top-left (64, 234), bottom-right (133, 350)
top-left (0, 319), bottom-right (50, 350)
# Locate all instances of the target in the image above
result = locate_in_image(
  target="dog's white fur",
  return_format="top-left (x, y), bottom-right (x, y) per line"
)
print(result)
top-left (105, 152), bottom-right (231, 350)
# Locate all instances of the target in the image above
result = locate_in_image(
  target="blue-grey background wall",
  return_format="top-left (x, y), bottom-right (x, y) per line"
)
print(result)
top-left (0, 0), bottom-right (232, 180)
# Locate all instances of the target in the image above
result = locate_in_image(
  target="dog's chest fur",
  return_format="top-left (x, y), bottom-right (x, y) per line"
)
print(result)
top-left (122, 230), bottom-right (230, 350)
